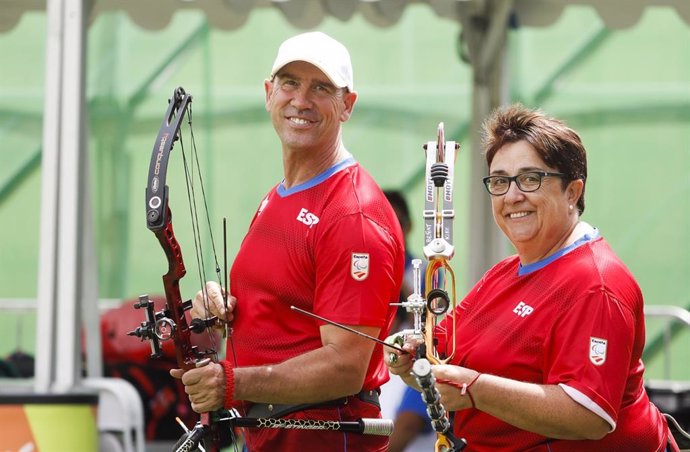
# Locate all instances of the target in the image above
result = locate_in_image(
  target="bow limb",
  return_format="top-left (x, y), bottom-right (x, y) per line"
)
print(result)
top-left (132, 86), bottom-right (225, 452)
top-left (145, 87), bottom-right (212, 370)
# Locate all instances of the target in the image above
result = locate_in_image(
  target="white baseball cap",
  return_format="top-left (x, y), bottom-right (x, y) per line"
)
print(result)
top-left (270, 32), bottom-right (354, 92)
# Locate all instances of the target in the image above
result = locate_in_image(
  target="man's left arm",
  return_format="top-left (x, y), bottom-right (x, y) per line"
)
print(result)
top-left (234, 323), bottom-right (380, 404)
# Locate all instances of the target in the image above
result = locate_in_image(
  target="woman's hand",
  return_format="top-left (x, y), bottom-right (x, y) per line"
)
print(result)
top-left (191, 281), bottom-right (236, 330)
top-left (433, 364), bottom-right (482, 411)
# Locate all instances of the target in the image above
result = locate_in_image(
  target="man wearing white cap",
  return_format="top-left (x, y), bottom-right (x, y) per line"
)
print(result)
top-left (174, 32), bottom-right (405, 451)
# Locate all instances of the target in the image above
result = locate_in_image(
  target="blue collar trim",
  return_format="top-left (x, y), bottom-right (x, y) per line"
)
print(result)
top-left (518, 228), bottom-right (600, 276)
top-left (277, 156), bottom-right (356, 197)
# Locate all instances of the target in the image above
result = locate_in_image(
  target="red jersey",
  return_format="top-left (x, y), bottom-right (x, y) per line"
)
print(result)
top-left (226, 158), bottom-right (404, 451)
top-left (436, 235), bottom-right (669, 451)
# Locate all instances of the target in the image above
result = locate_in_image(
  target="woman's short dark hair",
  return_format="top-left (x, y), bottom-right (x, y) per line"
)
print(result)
top-left (482, 104), bottom-right (587, 214)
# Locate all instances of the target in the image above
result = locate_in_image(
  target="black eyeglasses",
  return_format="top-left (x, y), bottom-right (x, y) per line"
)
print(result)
top-left (482, 171), bottom-right (566, 196)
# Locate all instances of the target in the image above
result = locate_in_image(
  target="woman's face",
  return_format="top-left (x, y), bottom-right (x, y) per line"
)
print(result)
top-left (488, 140), bottom-right (582, 263)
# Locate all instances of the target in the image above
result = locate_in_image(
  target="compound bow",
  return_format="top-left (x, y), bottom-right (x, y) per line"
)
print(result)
top-left (393, 123), bottom-right (465, 452)
top-left (128, 86), bottom-right (225, 452)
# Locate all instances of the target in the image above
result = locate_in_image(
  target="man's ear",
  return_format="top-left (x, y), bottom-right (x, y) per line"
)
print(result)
top-left (264, 79), bottom-right (273, 112)
top-left (339, 91), bottom-right (358, 122)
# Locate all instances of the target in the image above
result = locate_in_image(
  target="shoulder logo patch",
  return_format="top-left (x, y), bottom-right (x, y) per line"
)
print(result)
top-left (589, 337), bottom-right (607, 366)
top-left (351, 253), bottom-right (370, 281)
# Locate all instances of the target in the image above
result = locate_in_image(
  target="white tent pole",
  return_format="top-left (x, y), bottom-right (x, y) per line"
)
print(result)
top-left (53, 0), bottom-right (85, 393)
top-left (35, 0), bottom-right (65, 393)
top-left (35, 0), bottom-right (95, 393)
top-left (82, 119), bottom-right (103, 379)
top-left (463, 0), bottom-right (514, 285)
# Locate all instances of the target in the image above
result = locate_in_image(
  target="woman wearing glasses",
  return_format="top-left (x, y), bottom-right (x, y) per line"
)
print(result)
top-left (386, 104), bottom-right (677, 451)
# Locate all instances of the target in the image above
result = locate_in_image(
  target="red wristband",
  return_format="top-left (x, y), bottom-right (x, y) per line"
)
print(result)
top-left (219, 360), bottom-right (235, 409)
top-left (461, 373), bottom-right (482, 409)
top-left (436, 372), bottom-right (483, 409)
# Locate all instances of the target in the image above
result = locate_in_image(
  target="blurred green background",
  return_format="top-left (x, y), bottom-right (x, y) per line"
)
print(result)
top-left (0, 4), bottom-right (688, 380)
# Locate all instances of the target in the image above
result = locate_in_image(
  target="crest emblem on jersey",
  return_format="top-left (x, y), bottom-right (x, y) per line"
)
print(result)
top-left (589, 337), bottom-right (607, 366)
top-left (351, 253), bottom-right (370, 281)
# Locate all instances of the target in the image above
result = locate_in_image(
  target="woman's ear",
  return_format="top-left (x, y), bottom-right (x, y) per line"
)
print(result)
top-left (567, 179), bottom-right (584, 205)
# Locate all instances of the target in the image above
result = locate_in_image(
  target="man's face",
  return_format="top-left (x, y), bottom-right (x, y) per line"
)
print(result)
top-left (264, 61), bottom-right (356, 155)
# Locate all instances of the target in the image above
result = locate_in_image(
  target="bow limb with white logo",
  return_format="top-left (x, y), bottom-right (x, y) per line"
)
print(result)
top-left (392, 123), bottom-right (465, 452)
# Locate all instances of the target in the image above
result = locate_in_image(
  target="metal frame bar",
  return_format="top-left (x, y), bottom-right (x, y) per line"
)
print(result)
top-left (644, 305), bottom-right (690, 380)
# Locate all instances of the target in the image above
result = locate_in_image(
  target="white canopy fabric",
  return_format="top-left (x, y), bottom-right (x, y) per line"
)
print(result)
top-left (2, 0), bottom-right (689, 33)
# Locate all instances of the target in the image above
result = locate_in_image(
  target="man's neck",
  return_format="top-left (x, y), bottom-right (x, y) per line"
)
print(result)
top-left (282, 142), bottom-right (348, 189)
